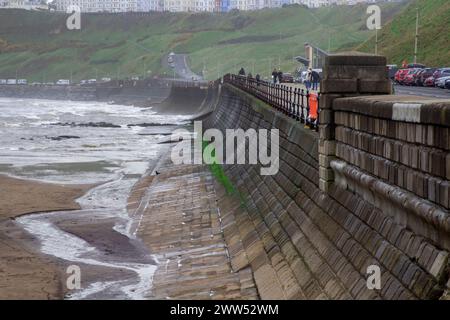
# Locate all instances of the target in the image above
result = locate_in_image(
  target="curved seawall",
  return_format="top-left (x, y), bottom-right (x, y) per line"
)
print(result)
top-left (202, 83), bottom-right (449, 300)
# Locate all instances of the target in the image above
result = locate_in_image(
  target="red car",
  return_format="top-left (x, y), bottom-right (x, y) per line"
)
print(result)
top-left (403, 69), bottom-right (422, 86)
top-left (424, 76), bottom-right (436, 87)
top-left (416, 68), bottom-right (436, 86)
top-left (394, 69), bottom-right (409, 84)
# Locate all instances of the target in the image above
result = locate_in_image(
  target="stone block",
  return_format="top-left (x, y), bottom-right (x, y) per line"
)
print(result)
top-left (319, 124), bottom-right (335, 140)
top-left (319, 109), bottom-right (334, 125)
top-left (358, 80), bottom-right (391, 94)
top-left (319, 154), bottom-right (336, 168)
top-left (319, 94), bottom-right (342, 110)
top-left (439, 181), bottom-right (449, 209)
top-left (321, 79), bottom-right (358, 94)
top-left (319, 166), bottom-right (335, 181)
top-left (447, 154), bottom-right (450, 180)
top-left (318, 139), bottom-right (336, 156)
top-left (323, 65), bottom-right (388, 81)
top-left (319, 178), bottom-right (332, 192)
top-left (325, 53), bottom-right (387, 67)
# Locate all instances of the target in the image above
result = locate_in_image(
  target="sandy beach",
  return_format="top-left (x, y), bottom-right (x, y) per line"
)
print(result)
top-left (0, 174), bottom-right (92, 299)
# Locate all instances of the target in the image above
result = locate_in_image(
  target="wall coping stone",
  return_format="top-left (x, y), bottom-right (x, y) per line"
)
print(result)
top-left (333, 96), bottom-right (450, 127)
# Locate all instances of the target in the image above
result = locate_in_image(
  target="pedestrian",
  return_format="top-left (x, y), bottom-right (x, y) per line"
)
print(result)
top-left (278, 69), bottom-right (283, 84)
top-left (239, 67), bottom-right (246, 76)
top-left (305, 68), bottom-right (312, 91)
top-left (272, 68), bottom-right (278, 84)
top-left (311, 69), bottom-right (320, 91)
top-left (248, 72), bottom-right (253, 79)
top-left (255, 74), bottom-right (261, 86)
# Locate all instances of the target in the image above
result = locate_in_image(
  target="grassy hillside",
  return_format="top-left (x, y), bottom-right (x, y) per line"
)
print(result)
top-left (357, 0), bottom-right (450, 67)
top-left (0, 2), bottom-right (406, 81)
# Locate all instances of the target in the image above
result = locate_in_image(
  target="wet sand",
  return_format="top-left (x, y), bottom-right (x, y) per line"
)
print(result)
top-left (0, 174), bottom-right (92, 299)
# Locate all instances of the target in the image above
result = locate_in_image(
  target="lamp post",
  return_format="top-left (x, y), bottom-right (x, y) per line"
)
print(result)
top-left (414, 7), bottom-right (419, 64)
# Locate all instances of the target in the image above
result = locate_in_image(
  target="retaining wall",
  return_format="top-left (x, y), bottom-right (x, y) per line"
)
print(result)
top-left (203, 83), bottom-right (449, 300)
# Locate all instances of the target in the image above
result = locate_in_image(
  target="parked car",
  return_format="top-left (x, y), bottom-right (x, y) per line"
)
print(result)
top-left (394, 69), bottom-right (409, 84)
top-left (87, 79), bottom-right (97, 84)
top-left (436, 75), bottom-right (450, 88)
top-left (101, 77), bottom-right (111, 82)
top-left (416, 68), bottom-right (436, 86)
top-left (56, 79), bottom-right (70, 85)
top-left (296, 71), bottom-right (308, 84)
top-left (403, 69), bottom-right (422, 86)
top-left (387, 65), bottom-right (398, 80)
top-left (445, 79), bottom-right (450, 90)
top-left (407, 63), bottom-right (426, 69)
top-left (434, 68), bottom-right (450, 86)
top-left (424, 75), bottom-right (437, 87)
top-left (17, 79), bottom-right (27, 85)
top-left (427, 68), bottom-right (450, 86)
top-left (280, 73), bottom-right (294, 83)
top-left (0, 79), bottom-right (6, 85)
top-left (7, 79), bottom-right (17, 85)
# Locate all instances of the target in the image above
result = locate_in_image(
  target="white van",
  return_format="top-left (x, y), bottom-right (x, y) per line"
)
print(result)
top-left (56, 79), bottom-right (70, 85)
top-left (7, 79), bottom-right (17, 85)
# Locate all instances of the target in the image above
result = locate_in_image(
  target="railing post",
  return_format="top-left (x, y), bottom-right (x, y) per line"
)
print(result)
top-left (306, 90), bottom-right (310, 127)
top-left (295, 88), bottom-right (300, 121)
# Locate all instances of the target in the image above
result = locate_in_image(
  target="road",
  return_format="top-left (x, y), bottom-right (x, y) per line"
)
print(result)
top-left (167, 54), bottom-right (203, 81)
top-left (285, 83), bottom-right (449, 99)
top-left (394, 85), bottom-right (450, 99)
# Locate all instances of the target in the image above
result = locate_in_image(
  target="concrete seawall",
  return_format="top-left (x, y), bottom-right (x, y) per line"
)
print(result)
top-left (0, 79), bottom-right (171, 103)
top-left (201, 83), bottom-right (449, 300)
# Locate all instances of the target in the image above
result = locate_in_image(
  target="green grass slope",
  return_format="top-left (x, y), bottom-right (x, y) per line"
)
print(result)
top-left (357, 0), bottom-right (450, 67)
top-left (0, 2), bottom-right (405, 81)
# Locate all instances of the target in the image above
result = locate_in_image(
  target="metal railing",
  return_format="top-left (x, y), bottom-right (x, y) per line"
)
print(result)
top-left (223, 74), bottom-right (319, 131)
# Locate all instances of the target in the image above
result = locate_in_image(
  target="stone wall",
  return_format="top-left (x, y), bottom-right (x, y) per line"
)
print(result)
top-left (202, 79), bottom-right (449, 299)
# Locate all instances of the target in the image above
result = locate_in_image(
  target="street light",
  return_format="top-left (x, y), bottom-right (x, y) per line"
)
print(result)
top-left (414, 7), bottom-right (419, 64)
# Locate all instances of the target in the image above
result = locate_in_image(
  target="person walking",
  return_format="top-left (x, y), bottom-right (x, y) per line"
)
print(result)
top-left (239, 67), bottom-right (246, 76)
top-left (311, 69), bottom-right (320, 91)
top-left (272, 68), bottom-right (278, 84)
top-left (278, 69), bottom-right (283, 84)
top-left (305, 68), bottom-right (312, 91)
top-left (255, 74), bottom-right (261, 86)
